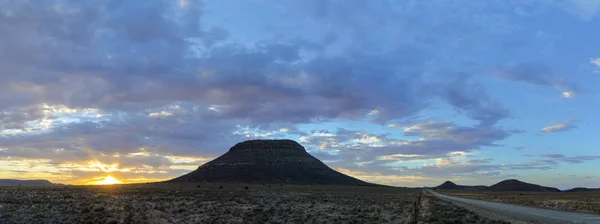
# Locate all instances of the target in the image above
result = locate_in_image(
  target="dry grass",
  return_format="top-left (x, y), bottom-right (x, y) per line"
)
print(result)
top-left (439, 190), bottom-right (600, 215)
top-left (0, 184), bottom-right (418, 224)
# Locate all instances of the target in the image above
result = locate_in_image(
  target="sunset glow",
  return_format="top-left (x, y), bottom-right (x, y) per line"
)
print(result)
top-left (87, 161), bottom-right (120, 173)
top-left (93, 176), bottom-right (123, 185)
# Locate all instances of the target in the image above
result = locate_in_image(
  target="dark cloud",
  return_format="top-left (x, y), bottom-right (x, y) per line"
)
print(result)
top-left (0, 105), bottom-right (47, 129)
top-left (0, 0), bottom-right (508, 126)
top-left (437, 73), bottom-right (511, 127)
top-left (465, 158), bottom-right (493, 165)
top-left (0, 0), bottom-right (207, 109)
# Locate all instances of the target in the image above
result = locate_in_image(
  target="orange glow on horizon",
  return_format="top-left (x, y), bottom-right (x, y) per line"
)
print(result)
top-left (93, 176), bottom-right (123, 185)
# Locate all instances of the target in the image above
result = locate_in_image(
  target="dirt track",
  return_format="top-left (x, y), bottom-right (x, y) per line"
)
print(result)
top-left (428, 190), bottom-right (600, 224)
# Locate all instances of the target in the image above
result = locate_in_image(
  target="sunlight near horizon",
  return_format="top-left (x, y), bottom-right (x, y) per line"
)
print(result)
top-left (93, 176), bottom-right (123, 185)
top-left (87, 160), bottom-right (120, 173)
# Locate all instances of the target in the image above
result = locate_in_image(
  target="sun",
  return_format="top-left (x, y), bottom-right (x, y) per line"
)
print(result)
top-left (95, 176), bottom-right (123, 185)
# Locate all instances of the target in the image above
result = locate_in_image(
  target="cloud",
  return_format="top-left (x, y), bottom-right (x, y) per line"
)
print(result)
top-left (0, 0), bottom-right (515, 127)
top-left (592, 58), bottom-right (600, 72)
top-left (562, 91), bottom-right (575, 98)
top-left (297, 121), bottom-right (515, 175)
top-left (437, 73), bottom-right (511, 127)
top-left (399, 121), bottom-right (514, 152)
top-left (335, 168), bottom-right (433, 187)
top-left (0, 0), bottom-right (590, 185)
top-left (527, 154), bottom-right (600, 164)
top-left (514, 147), bottom-right (535, 151)
top-left (565, 0), bottom-right (600, 21)
top-left (464, 158), bottom-right (493, 165)
top-left (496, 63), bottom-right (578, 97)
top-left (541, 122), bottom-right (577, 133)
top-left (0, 105), bottom-right (47, 130)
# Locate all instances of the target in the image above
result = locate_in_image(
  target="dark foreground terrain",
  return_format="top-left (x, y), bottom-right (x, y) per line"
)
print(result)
top-left (439, 190), bottom-right (600, 215)
top-left (0, 184), bottom-right (519, 224)
top-left (1, 184), bottom-right (420, 224)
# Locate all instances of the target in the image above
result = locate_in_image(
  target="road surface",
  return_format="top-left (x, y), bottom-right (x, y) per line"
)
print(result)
top-left (428, 190), bottom-right (600, 224)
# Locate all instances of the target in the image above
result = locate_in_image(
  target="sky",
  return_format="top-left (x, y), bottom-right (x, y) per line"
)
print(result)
top-left (0, 0), bottom-right (599, 189)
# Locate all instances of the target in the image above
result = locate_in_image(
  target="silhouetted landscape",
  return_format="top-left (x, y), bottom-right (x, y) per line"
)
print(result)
top-left (434, 181), bottom-right (487, 191)
top-left (3, 140), bottom-right (599, 223)
top-left (434, 179), bottom-right (561, 192)
top-left (0, 179), bottom-right (53, 186)
top-left (566, 187), bottom-right (600, 193)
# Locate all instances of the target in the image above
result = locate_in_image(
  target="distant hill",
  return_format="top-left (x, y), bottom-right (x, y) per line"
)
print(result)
top-left (168, 139), bottom-right (378, 186)
top-left (565, 187), bottom-right (600, 192)
top-left (434, 181), bottom-right (487, 190)
top-left (433, 179), bottom-right (567, 192)
top-left (488, 179), bottom-right (560, 192)
top-left (0, 179), bottom-right (53, 186)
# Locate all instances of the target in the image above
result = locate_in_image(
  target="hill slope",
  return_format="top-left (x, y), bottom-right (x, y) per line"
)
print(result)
top-left (435, 181), bottom-right (460, 190)
top-left (168, 139), bottom-right (375, 186)
top-left (488, 179), bottom-right (560, 192)
top-left (0, 179), bottom-right (53, 186)
top-left (566, 187), bottom-right (600, 192)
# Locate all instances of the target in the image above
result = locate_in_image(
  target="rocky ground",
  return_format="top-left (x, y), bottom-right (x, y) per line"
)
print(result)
top-left (0, 184), bottom-right (418, 224)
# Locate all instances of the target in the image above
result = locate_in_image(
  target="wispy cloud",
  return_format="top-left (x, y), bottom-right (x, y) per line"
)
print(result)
top-left (592, 58), bottom-right (600, 73)
top-left (496, 63), bottom-right (578, 98)
top-left (566, 0), bottom-right (600, 21)
top-left (542, 122), bottom-right (577, 133)
top-left (526, 154), bottom-right (600, 164)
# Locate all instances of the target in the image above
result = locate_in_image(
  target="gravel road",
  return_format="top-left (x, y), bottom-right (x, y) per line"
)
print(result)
top-left (428, 190), bottom-right (600, 224)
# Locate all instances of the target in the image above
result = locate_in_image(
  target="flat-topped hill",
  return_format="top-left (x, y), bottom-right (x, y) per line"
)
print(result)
top-left (168, 139), bottom-right (375, 186)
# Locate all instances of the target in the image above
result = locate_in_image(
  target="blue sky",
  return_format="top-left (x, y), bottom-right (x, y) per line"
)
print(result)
top-left (0, 0), bottom-right (599, 188)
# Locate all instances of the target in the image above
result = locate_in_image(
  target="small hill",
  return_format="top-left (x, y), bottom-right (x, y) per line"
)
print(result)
top-left (488, 179), bottom-right (560, 192)
top-left (566, 187), bottom-right (600, 192)
top-left (435, 181), bottom-right (460, 189)
top-left (0, 179), bottom-right (53, 186)
top-left (168, 139), bottom-right (377, 186)
top-left (434, 181), bottom-right (487, 190)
